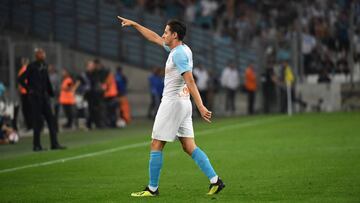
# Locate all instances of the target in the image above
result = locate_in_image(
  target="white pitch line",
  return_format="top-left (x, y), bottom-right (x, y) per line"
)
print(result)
top-left (0, 116), bottom-right (283, 174)
top-left (0, 142), bottom-right (149, 174)
top-left (197, 116), bottom-right (283, 136)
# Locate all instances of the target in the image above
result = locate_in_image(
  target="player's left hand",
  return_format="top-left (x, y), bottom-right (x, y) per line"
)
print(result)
top-left (199, 105), bottom-right (212, 123)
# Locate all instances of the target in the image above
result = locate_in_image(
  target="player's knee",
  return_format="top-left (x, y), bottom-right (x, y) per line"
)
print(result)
top-left (151, 140), bottom-right (165, 151)
top-left (181, 144), bottom-right (194, 155)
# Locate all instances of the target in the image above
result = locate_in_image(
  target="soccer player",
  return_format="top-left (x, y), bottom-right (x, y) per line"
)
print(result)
top-left (117, 16), bottom-right (225, 197)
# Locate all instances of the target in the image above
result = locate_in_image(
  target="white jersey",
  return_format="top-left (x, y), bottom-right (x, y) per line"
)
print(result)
top-left (162, 43), bottom-right (193, 100)
top-left (151, 43), bottom-right (194, 142)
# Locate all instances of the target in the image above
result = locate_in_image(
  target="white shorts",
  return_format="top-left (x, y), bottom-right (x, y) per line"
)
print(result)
top-left (152, 99), bottom-right (194, 142)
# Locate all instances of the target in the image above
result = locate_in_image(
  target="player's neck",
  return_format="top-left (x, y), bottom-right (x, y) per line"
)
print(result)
top-left (169, 40), bottom-right (182, 50)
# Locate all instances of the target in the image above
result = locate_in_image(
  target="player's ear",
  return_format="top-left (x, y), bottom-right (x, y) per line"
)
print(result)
top-left (173, 32), bottom-right (178, 39)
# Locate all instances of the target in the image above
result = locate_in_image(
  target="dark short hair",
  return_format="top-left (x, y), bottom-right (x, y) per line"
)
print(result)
top-left (93, 58), bottom-right (101, 65)
top-left (167, 19), bottom-right (186, 41)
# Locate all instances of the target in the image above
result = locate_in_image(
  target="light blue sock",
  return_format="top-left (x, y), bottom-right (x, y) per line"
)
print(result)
top-left (191, 147), bottom-right (217, 180)
top-left (148, 151), bottom-right (163, 188)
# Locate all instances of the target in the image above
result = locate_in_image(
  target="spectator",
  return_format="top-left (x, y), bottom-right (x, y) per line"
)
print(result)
top-left (318, 69), bottom-right (331, 83)
top-left (244, 63), bottom-right (257, 115)
top-left (0, 114), bottom-right (19, 145)
top-left (164, 0), bottom-right (185, 19)
top-left (193, 64), bottom-right (209, 107)
top-left (278, 61), bottom-right (307, 113)
top-left (278, 60), bottom-right (294, 113)
top-left (78, 61), bottom-right (92, 129)
top-left (184, 0), bottom-right (197, 24)
top-left (335, 13), bottom-right (349, 51)
top-left (18, 48), bottom-right (66, 151)
top-left (198, 0), bottom-right (218, 29)
top-left (115, 66), bottom-right (131, 125)
top-left (48, 64), bottom-right (60, 132)
top-left (91, 59), bottom-right (107, 128)
top-left (354, 29), bottom-right (360, 62)
top-left (103, 71), bottom-right (118, 128)
top-left (336, 50), bottom-right (350, 75)
top-left (261, 64), bottom-right (277, 114)
top-left (17, 58), bottom-right (32, 130)
top-left (207, 69), bottom-right (220, 111)
top-left (321, 54), bottom-right (335, 74)
top-left (83, 60), bottom-right (104, 129)
top-left (220, 62), bottom-right (239, 115)
top-left (59, 69), bottom-right (78, 129)
top-left (148, 68), bottom-right (164, 119)
top-left (302, 29), bottom-right (317, 74)
top-left (0, 83), bottom-right (18, 135)
top-left (73, 72), bottom-right (88, 129)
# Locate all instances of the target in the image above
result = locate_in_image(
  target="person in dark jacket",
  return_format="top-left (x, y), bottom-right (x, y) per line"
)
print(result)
top-left (18, 48), bottom-right (66, 151)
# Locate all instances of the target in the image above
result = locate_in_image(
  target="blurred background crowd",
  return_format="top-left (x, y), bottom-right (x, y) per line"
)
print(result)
top-left (122, 0), bottom-right (359, 74)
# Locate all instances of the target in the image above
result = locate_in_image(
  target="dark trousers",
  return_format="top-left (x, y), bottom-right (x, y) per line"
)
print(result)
top-left (105, 97), bottom-right (118, 128)
top-left (53, 102), bottom-right (60, 132)
top-left (86, 102), bottom-right (94, 129)
top-left (263, 85), bottom-right (276, 114)
top-left (247, 90), bottom-right (256, 115)
top-left (280, 88), bottom-right (288, 113)
top-left (20, 94), bottom-right (32, 130)
top-left (225, 88), bottom-right (236, 112)
top-left (29, 94), bottom-right (59, 148)
top-left (62, 104), bottom-right (74, 128)
top-left (86, 96), bottom-right (105, 129)
top-left (12, 104), bottom-right (19, 131)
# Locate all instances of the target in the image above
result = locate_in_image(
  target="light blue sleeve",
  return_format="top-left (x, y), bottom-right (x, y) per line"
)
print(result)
top-left (172, 49), bottom-right (192, 75)
top-left (162, 42), bottom-right (171, 52)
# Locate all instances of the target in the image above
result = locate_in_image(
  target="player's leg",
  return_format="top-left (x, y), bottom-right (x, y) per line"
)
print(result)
top-left (179, 137), bottom-right (225, 195)
top-left (131, 139), bottom-right (166, 197)
top-left (147, 100), bottom-right (177, 194)
top-left (131, 100), bottom-right (181, 197)
top-left (179, 137), bottom-right (217, 180)
top-left (149, 139), bottom-right (166, 191)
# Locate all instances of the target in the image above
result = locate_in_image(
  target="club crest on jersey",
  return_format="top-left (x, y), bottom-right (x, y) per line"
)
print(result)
top-left (178, 84), bottom-right (189, 97)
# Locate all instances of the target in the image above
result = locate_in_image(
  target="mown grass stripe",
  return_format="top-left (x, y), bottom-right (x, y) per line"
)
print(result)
top-left (0, 116), bottom-right (282, 174)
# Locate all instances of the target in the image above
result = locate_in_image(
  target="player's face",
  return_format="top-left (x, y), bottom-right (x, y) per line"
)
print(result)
top-left (162, 25), bottom-right (176, 46)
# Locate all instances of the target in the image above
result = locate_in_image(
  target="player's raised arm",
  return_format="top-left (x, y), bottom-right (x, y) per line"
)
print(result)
top-left (183, 71), bottom-right (212, 123)
top-left (117, 16), bottom-right (164, 47)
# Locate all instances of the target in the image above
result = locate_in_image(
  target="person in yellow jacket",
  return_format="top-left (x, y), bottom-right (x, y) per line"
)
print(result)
top-left (279, 61), bottom-right (306, 114)
top-left (59, 69), bottom-right (79, 129)
top-left (284, 63), bottom-right (294, 87)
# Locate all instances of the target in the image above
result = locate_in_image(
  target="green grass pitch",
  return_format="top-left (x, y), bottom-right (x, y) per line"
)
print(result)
top-left (0, 112), bottom-right (359, 202)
